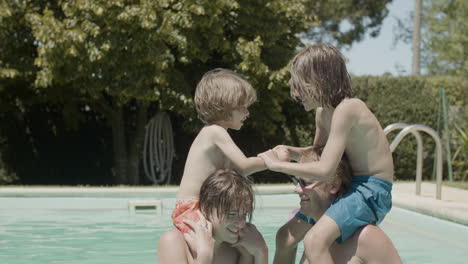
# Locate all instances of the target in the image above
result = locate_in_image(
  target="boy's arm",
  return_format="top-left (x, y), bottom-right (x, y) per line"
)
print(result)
top-left (211, 126), bottom-right (266, 176)
top-left (274, 108), bottom-right (326, 162)
top-left (261, 102), bottom-right (356, 181)
top-left (313, 107), bottom-right (327, 148)
top-left (234, 224), bottom-right (268, 264)
top-left (274, 145), bottom-right (312, 162)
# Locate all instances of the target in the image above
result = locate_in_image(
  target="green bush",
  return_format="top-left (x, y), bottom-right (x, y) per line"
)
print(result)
top-left (351, 75), bottom-right (465, 181)
top-left (426, 76), bottom-right (466, 107)
top-left (0, 168), bottom-right (18, 185)
top-left (1, 74), bottom-right (464, 184)
top-left (451, 124), bottom-right (468, 181)
top-left (0, 138), bottom-right (18, 185)
top-left (426, 76), bottom-right (467, 181)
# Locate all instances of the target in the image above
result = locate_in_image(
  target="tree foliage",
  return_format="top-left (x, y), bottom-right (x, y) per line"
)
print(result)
top-left (422, 0), bottom-right (468, 76)
top-left (1, 0), bottom-right (393, 185)
top-left (304, 0), bottom-right (393, 47)
top-left (393, 0), bottom-right (468, 76)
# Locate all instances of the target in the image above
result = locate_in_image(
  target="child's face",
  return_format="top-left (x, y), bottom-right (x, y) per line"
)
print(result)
top-left (290, 80), bottom-right (318, 112)
top-left (301, 95), bottom-right (317, 111)
top-left (294, 181), bottom-right (334, 215)
top-left (210, 208), bottom-right (248, 244)
top-left (227, 106), bottom-right (250, 130)
top-left (294, 93), bottom-right (318, 112)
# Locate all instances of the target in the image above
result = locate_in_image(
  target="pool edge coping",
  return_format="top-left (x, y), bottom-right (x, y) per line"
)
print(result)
top-left (1, 184), bottom-right (468, 227)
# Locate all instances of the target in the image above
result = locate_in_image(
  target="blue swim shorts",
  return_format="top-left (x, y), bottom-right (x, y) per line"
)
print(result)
top-left (324, 176), bottom-right (392, 243)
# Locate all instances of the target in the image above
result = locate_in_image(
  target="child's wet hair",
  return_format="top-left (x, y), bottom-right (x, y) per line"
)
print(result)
top-left (199, 169), bottom-right (255, 222)
top-left (194, 68), bottom-right (256, 124)
top-left (290, 43), bottom-right (353, 108)
top-left (299, 147), bottom-right (352, 196)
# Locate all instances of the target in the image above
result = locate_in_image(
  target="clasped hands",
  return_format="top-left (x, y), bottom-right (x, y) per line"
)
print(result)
top-left (258, 145), bottom-right (291, 172)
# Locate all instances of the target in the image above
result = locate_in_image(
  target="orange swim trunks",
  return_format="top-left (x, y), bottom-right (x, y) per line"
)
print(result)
top-left (171, 200), bottom-right (201, 234)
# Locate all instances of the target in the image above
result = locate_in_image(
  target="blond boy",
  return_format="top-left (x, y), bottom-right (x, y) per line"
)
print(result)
top-left (260, 44), bottom-right (394, 264)
top-left (173, 68), bottom-right (266, 233)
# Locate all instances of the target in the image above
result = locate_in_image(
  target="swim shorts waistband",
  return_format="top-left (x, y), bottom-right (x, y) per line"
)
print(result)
top-left (351, 176), bottom-right (392, 189)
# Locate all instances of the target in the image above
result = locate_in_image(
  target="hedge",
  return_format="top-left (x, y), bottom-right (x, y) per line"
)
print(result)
top-left (339, 76), bottom-right (464, 181)
top-left (1, 75), bottom-right (465, 184)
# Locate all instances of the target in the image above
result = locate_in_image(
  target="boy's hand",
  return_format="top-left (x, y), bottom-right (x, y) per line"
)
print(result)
top-left (183, 212), bottom-right (215, 259)
top-left (258, 150), bottom-right (281, 172)
top-left (273, 145), bottom-right (291, 161)
top-left (232, 223), bottom-right (268, 257)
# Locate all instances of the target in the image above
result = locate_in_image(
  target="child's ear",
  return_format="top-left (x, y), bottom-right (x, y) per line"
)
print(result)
top-left (224, 113), bottom-right (233, 121)
top-left (329, 178), bottom-right (341, 194)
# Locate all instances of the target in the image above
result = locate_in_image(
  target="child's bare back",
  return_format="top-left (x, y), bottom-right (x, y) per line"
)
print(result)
top-left (317, 98), bottom-right (393, 182)
top-left (177, 125), bottom-right (232, 199)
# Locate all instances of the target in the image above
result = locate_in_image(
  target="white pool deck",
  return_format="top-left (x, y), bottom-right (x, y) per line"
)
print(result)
top-left (1, 182), bottom-right (467, 225)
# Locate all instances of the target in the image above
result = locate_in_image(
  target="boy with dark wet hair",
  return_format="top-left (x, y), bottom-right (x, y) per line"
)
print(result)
top-left (159, 169), bottom-right (268, 264)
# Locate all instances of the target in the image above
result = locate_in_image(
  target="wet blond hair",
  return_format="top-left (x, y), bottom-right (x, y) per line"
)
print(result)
top-left (194, 68), bottom-right (257, 124)
top-left (299, 147), bottom-right (352, 196)
top-left (199, 169), bottom-right (254, 222)
top-left (290, 43), bottom-right (353, 108)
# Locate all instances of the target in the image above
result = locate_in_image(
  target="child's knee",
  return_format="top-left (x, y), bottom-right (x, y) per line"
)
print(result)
top-left (304, 228), bottom-right (328, 250)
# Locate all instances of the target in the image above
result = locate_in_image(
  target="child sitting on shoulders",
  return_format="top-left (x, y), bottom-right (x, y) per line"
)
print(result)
top-left (173, 68), bottom-right (268, 233)
top-left (260, 44), bottom-right (394, 264)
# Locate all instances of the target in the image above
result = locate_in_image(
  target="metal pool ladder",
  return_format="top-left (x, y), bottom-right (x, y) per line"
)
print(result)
top-left (384, 123), bottom-right (443, 200)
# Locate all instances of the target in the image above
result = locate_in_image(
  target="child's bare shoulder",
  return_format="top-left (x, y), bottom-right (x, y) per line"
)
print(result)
top-left (338, 98), bottom-right (365, 108)
top-left (336, 98), bottom-right (367, 115)
top-left (199, 124), bottom-right (230, 139)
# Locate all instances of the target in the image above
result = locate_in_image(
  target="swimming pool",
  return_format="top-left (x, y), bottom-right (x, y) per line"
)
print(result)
top-left (1, 193), bottom-right (467, 263)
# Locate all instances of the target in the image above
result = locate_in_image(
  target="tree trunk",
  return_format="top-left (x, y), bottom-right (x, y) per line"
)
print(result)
top-left (111, 106), bottom-right (127, 184)
top-left (127, 102), bottom-right (148, 185)
top-left (412, 0), bottom-right (422, 75)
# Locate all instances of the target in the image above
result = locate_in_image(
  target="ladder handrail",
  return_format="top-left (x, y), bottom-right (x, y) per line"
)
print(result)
top-left (384, 123), bottom-right (443, 199)
top-left (384, 123), bottom-right (424, 196)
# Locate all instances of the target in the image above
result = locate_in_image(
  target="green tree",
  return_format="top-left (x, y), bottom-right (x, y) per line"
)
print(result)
top-left (394, 0), bottom-right (467, 76)
top-left (304, 0), bottom-right (392, 46)
top-left (412, 0), bottom-right (422, 75)
top-left (422, 0), bottom-right (468, 76)
top-left (2, 0), bottom-right (311, 184)
top-left (1, 0), bottom-right (393, 185)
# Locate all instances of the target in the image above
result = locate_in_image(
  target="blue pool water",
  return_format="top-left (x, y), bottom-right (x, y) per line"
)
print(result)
top-left (1, 193), bottom-right (467, 263)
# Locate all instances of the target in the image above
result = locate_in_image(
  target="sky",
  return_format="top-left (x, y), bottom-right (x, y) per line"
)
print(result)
top-left (342, 0), bottom-right (414, 76)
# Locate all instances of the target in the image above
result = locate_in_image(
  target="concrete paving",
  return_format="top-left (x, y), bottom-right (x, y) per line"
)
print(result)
top-left (392, 182), bottom-right (468, 226)
top-left (1, 182), bottom-right (467, 225)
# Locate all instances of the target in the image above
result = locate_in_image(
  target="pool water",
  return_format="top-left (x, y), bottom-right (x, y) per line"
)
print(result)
top-left (1, 194), bottom-right (467, 263)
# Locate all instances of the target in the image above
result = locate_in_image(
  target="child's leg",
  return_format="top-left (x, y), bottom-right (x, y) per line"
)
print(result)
top-left (303, 215), bottom-right (340, 264)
